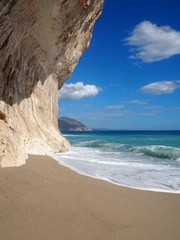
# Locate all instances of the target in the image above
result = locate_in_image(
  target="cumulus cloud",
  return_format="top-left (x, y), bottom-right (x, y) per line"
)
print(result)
top-left (140, 80), bottom-right (180, 95)
top-left (59, 82), bottom-right (101, 100)
top-left (105, 105), bottom-right (124, 110)
top-left (125, 21), bottom-right (180, 62)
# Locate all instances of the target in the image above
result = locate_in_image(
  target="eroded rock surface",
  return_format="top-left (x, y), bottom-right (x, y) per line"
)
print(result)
top-left (0, 0), bottom-right (103, 167)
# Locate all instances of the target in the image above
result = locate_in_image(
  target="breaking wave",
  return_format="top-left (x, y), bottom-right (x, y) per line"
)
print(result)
top-left (73, 140), bottom-right (180, 161)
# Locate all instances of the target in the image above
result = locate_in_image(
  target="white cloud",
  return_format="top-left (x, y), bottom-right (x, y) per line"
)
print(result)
top-left (140, 80), bottom-right (180, 95)
top-left (144, 106), bottom-right (164, 110)
top-left (142, 112), bottom-right (155, 116)
top-left (105, 110), bottom-right (131, 117)
top-left (125, 21), bottom-right (180, 62)
top-left (172, 106), bottom-right (180, 110)
top-left (128, 100), bottom-right (148, 105)
top-left (59, 82), bottom-right (101, 100)
top-left (105, 105), bottom-right (124, 110)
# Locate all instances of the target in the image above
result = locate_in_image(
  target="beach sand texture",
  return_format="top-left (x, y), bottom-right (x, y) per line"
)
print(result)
top-left (0, 155), bottom-right (180, 240)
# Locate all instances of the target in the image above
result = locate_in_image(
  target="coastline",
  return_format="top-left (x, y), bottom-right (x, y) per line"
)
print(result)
top-left (0, 154), bottom-right (180, 240)
top-left (58, 130), bottom-right (180, 193)
top-left (50, 151), bottom-right (180, 194)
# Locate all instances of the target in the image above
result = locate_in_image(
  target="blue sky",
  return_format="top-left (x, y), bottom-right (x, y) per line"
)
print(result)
top-left (58, 0), bottom-right (180, 130)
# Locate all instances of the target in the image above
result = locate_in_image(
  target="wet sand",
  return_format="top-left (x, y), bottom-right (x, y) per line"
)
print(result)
top-left (0, 155), bottom-right (180, 240)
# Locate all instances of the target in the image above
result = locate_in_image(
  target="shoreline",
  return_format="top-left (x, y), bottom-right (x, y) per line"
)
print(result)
top-left (50, 153), bottom-right (180, 194)
top-left (0, 154), bottom-right (180, 240)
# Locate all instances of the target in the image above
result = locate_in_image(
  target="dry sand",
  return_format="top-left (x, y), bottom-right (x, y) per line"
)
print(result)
top-left (0, 155), bottom-right (180, 240)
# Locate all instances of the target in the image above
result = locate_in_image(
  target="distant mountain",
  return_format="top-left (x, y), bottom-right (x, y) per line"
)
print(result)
top-left (58, 117), bottom-right (92, 131)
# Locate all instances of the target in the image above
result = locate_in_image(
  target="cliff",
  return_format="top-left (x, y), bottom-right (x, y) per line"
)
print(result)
top-left (0, 0), bottom-right (103, 167)
top-left (58, 117), bottom-right (92, 131)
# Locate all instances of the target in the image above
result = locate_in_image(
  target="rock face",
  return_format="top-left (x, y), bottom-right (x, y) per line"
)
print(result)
top-left (0, 0), bottom-right (103, 167)
top-left (58, 117), bottom-right (92, 131)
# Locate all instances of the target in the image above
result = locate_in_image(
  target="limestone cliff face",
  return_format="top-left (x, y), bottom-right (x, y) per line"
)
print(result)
top-left (0, 0), bottom-right (103, 167)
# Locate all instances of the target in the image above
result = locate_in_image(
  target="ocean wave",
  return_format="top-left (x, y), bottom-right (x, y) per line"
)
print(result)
top-left (74, 140), bottom-right (128, 151)
top-left (49, 148), bottom-right (180, 193)
top-left (73, 140), bottom-right (180, 160)
top-left (73, 140), bottom-right (106, 148)
top-left (52, 131), bottom-right (180, 193)
top-left (132, 145), bottom-right (180, 160)
top-left (63, 134), bottom-right (87, 137)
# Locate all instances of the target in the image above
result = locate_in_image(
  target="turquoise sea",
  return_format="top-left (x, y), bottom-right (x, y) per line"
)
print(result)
top-left (50, 131), bottom-right (180, 193)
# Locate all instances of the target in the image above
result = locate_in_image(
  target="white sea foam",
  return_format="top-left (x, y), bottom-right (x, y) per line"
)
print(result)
top-left (49, 145), bottom-right (180, 194)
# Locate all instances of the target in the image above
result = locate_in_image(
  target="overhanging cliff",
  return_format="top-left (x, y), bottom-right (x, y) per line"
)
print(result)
top-left (0, 0), bottom-right (104, 167)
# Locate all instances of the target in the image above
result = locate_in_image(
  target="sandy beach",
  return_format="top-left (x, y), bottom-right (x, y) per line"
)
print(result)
top-left (0, 155), bottom-right (180, 240)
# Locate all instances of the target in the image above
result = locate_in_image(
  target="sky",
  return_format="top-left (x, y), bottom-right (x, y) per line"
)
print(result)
top-left (58, 0), bottom-right (180, 130)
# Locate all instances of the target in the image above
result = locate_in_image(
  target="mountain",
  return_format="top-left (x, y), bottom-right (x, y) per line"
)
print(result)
top-left (58, 117), bottom-right (92, 131)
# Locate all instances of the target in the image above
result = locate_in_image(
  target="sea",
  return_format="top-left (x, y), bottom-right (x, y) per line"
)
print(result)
top-left (49, 130), bottom-right (180, 194)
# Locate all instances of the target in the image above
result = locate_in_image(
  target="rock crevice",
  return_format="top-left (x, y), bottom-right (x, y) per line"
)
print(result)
top-left (0, 0), bottom-right (103, 167)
